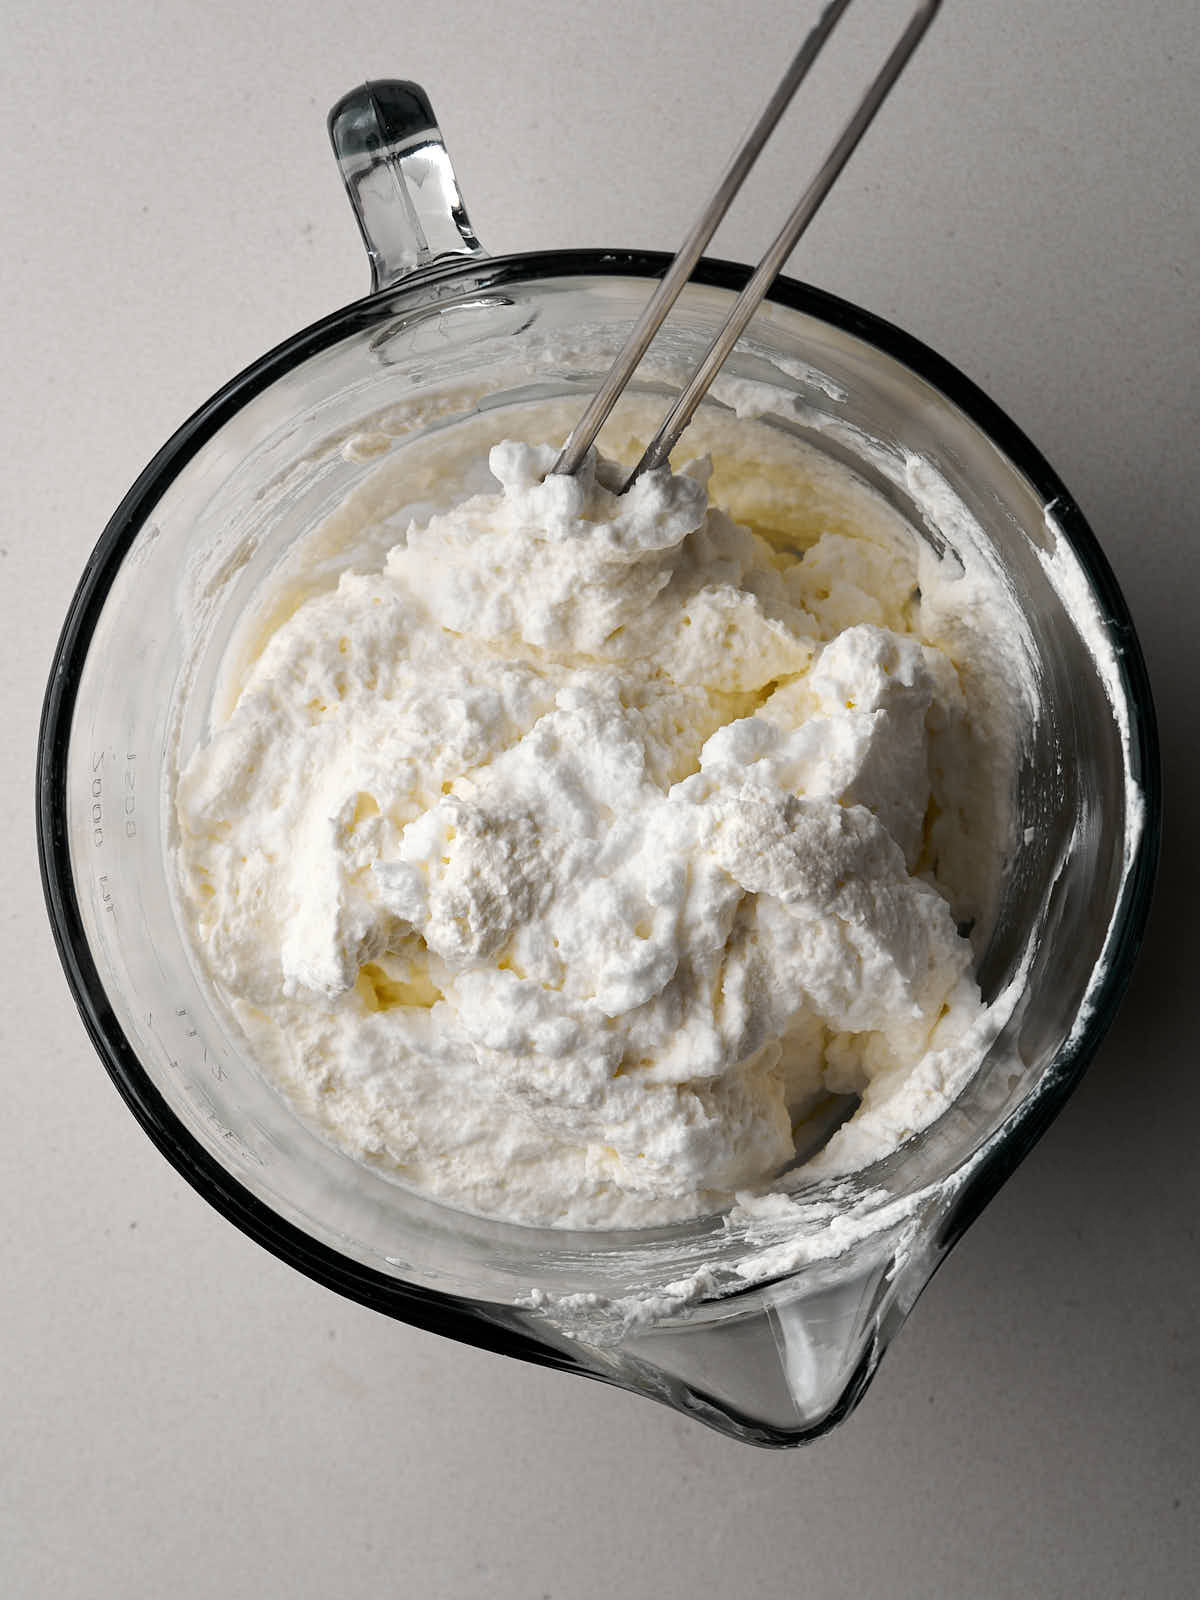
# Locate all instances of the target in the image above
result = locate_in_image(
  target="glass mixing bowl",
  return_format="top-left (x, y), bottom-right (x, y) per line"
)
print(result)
top-left (37, 82), bottom-right (1159, 1446)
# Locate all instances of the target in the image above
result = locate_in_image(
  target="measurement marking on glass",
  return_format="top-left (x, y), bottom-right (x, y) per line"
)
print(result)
top-left (124, 751), bottom-right (137, 838)
top-left (90, 749), bottom-right (106, 847)
top-left (144, 1013), bottom-right (254, 1157)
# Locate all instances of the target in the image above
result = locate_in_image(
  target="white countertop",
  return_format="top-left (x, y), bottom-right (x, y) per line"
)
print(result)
top-left (4, 1), bottom-right (1198, 1594)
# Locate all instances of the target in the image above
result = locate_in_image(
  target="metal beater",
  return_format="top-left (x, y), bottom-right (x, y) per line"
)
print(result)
top-left (552, 0), bottom-right (942, 491)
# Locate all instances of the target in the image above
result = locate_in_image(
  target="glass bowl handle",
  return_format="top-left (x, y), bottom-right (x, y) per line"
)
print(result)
top-left (327, 80), bottom-right (487, 292)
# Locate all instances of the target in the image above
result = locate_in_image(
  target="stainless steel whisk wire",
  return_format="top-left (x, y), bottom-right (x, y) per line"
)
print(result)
top-left (551, 0), bottom-right (943, 491)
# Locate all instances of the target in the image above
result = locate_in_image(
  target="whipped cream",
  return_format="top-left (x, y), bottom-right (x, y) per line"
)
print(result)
top-left (176, 407), bottom-right (1022, 1228)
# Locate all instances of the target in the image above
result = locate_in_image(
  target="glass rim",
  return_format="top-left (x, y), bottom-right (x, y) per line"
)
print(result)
top-left (36, 248), bottom-right (1162, 1356)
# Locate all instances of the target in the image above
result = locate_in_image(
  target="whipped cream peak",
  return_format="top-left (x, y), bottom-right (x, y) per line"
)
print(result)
top-left (486, 437), bottom-right (712, 549)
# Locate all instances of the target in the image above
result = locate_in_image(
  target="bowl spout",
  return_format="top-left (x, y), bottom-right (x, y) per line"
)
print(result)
top-left (546, 1225), bottom-right (939, 1448)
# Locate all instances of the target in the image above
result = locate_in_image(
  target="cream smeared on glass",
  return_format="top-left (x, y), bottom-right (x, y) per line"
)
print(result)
top-left (176, 427), bottom-right (1016, 1227)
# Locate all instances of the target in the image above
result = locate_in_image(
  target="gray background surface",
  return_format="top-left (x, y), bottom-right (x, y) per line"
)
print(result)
top-left (3, 1), bottom-right (1197, 1595)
